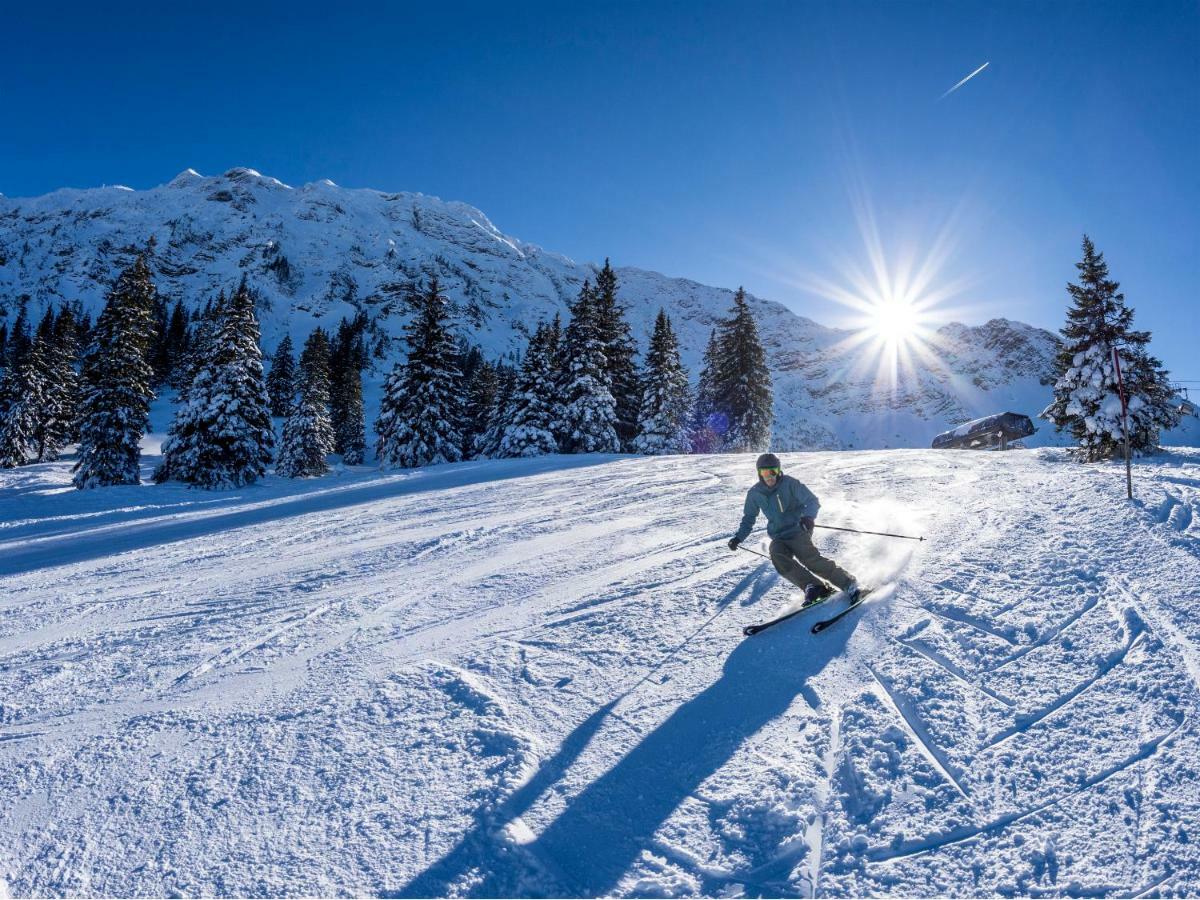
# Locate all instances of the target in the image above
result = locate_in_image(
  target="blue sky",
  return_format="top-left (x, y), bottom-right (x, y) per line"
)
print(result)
top-left (4, 1), bottom-right (1197, 377)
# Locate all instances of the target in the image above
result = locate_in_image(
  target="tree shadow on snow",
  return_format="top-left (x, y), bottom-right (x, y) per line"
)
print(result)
top-left (397, 578), bottom-right (860, 898)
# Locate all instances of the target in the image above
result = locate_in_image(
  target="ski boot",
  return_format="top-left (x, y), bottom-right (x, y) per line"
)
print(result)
top-left (803, 583), bottom-right (833, 606)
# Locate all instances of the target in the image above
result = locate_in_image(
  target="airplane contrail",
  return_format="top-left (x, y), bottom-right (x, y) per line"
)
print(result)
top-left (939, 61), bottom-right (990, 100)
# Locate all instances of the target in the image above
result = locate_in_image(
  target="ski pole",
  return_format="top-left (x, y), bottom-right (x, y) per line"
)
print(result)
top-left (815, 524), bottom-right (924, 542)
top-left (736, 545), bottom-right (772, 560)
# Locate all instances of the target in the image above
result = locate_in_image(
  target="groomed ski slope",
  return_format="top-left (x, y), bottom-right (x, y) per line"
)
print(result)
top-left (1, 445), bottom-right (1199, 897)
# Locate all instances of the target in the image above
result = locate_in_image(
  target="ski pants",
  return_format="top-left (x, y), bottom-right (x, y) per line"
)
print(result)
top-left (769, 529), bottom-right (854, 592)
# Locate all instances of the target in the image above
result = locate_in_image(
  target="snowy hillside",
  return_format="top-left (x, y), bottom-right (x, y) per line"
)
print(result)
top-left (0, 168), bottom-right (1080, 450)
top-left (2, 438), bottom-right (1199, 896)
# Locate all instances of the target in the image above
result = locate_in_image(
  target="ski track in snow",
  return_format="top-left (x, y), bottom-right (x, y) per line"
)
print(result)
top-left (2, 446), bottom-right (1200, 896)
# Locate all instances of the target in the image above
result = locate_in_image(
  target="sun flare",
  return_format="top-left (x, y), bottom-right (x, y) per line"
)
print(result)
top-left (867, 297), bottom-right (922, 348)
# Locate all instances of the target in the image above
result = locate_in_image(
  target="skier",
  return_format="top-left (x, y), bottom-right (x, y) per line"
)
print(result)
top-left (727, 453), bottom-right (860, 604)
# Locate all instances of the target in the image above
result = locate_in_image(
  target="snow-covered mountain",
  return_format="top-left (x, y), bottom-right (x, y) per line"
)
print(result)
top-left (0, 168), bottom-right (1181, 449)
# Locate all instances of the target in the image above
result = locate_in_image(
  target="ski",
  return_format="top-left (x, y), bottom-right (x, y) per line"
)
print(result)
top-left (811, 589), bottom-right (875, 634)
top-left (742, 595), bottom-right (833, 637)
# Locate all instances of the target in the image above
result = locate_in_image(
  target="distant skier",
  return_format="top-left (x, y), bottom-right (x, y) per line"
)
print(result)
top-left (727, 453), bottom-right (859, 604)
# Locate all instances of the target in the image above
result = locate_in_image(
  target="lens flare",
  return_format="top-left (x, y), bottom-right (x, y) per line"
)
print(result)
top-left (746, 182), bottom-right (985, 396)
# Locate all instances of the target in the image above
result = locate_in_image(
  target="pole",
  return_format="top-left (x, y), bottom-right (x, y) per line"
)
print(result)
top-left (814, 524), bottom-right (925, 541)
top-left (737, 524), bottom-right (925, 549)
top-left (736, 545), bottom-right (772, 561)
top-left (1111, 346), bottom-right (1133, 500)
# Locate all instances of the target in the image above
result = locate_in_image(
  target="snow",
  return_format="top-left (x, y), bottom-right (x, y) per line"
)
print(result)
top-left (2, 433), bottom-right (1200, 895)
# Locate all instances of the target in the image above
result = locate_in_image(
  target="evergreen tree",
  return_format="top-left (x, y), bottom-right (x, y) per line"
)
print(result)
top-left (474, 361), bottom-right (517, 458)
top-left (276, 329), bottom-right (336, 478)
top-left (375, 277), bottom-right (464, 468)
top-left (149, 292), bottom-right (172, 386)
top-left (298, 328), bottom-right (334, 424)
top-left (690, 329), bottom-right (722, 453)
top-left (0, 315), bottom-right (53, 466)
top-left (708, 288), bottom-right (773, 453)
top-left (277, 396), bottom-right (333, 478)
top-left (266, 334), bottom-right (297, 418)
top-left (633, 309), bottom-right (692, 455)
top-left (163, 300), bottom-right (191, 388)
top-left (497, 322), bottom-right (560, 458)
top-left (1041, 236), bottom-right (1180, 460)
top-left (560, 281), bottom-right (620, 453)
top-left (6, 309), bottom-right (31, 371)
top-left (0, 322), bottom-right (8, 368)
top-left (462, 358), bottom-right (499, 458)
top-left (155, 283), bottom-right (274, 487)
top-left (74, 311), bottom-right (93, 355)
top-left (73, 256), bottom-right (158, 488)
top-left (24, 311), bottom-right (79, 462)
top-left (51, 305), bottom-right (82, 444)
top-left (545, 313), bottom-right (570, 450)
top-left (329, 317), bottom-right (367, 463)
top-left (0, 364), bottom-right (35, 467)
top-left (593, 260), bottom-right (641, 450)
top-left (300, 327), bottom-right (336, 449)
top-left (336, 371), bottom-right (367, 465)
top-left (179, 291), bottom-right (226, 397)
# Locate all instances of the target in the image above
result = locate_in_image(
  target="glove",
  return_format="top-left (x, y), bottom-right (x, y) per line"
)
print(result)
top-left (801, 516), bottom-right (815, 533)
top-left (727, 537), bottom-right (741, 552)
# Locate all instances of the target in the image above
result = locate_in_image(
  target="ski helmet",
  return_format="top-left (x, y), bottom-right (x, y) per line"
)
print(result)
top-left (755, 452), bottom-right (781, 471)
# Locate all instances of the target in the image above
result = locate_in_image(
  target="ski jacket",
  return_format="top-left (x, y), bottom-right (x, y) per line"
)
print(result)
top-left (733, 473), bottom-right (820, 543)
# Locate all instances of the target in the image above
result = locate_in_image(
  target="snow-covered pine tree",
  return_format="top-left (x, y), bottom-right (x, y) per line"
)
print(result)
top-left (375, 276), bottom-right (464, 468)
top-left (0, 362), bottom-right (36, 467)
top-left (690, 328), bottom-right (723, 453)
top-left (72, 256), bottom-right (158, 488)
top-left (163, 300), bottom-right (191, 388)
top-left (6, 309), bottom-right (32, 370)
top-left (335, 370), bottom-right (366, 464)
top-left (473, 361), bottom-right (517, 459)
top-left (545, 313), bottom-right (571, 451)
top-left (277, 329), bottom-right (336, 478)
top-left (712, 287), bottom-right (773, 453)
top-left (178, 291), bottom-right (226, 399)
top-left (458, 340), bottom-right (484, 386)
top-left (276, 397), bottom-right (331, 478)
top-left (462, 357), bottom-right (498, 458)
top-left (26, 310), bottom-right (79, 462)
top-left (149, 291), bottom-right (172, 386)
top-left (497, 322), bottom-right (561, 458)
top-left (329, 317), bottom-right (367, 464)
top-left (0, 303), bottom-right (83, 466)
top-left (155, 283), bottom-right (274, 487)
top-left (633, 309), bottom-right (692, 454)
top-left (298, 328), bottom-right (334, 431)
top-left (560, 281), bottom-right (620, 454)
top-left (0, 313), bottom-right (47, 467)
top-left (52, 305), bottom-right (83, 444)
top-left (1041, 236), bottom-right (1180, 460)
top-left (72, 309), bottom-right (93, 359)
top-left (266, 334), bottom-right (297, 418)
top-left (593, 260), bottom-right (641, 450)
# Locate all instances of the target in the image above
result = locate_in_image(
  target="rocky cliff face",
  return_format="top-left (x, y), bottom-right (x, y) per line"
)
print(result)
top-left (0, 168), bottom-right (1065, 449)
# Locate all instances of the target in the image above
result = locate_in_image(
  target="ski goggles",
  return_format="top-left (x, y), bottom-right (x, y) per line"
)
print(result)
top-left (758, 467), bottom-right (781, 476)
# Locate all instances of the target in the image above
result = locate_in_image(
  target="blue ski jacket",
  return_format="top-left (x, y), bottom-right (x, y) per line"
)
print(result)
top-left (733, 473), bottom-right (820, 543)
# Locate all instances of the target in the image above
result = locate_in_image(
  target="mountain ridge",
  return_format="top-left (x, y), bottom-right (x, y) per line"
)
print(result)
top-left (1, 167), bottom-right (1068, 449)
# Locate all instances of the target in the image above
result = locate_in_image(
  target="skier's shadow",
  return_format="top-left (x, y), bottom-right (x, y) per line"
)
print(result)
top-left (397, 592), bottom-right (860, 897)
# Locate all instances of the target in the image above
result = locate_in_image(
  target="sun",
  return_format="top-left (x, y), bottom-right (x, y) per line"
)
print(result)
top-left (867, 296), bottom-right (923, 349)
top-left (736, 172), bottom-right (989, 394)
